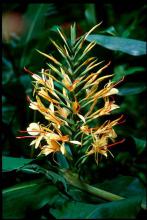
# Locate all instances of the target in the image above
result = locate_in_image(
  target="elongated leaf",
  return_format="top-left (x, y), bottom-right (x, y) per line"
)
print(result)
top-left (50, 174), bottom-right (144, 218)
top-left (85, 4), bottom-right (97, 26)
top-left (118, 83), bottom-right (147, 95)
top-left (96, 176), bottom-right (145, 198)
top-left (2, 156), bottom-right (32, 171)
top-left (87, 34), bottom-right (146, 56)
top-left (3, 178), bottom-right (58, 219)
top-left (70, 23), bottom-right (76, 46)
top-left (56, 152), bottom-right (70, 169)
top-left (50, 197), bottom-right (141, 219)
top-left (19, 164), bottom-right (67, 191)
top-left (20, 4), bottom-right (51, 67)
top-left (125, 66), bottom-right (145, 75)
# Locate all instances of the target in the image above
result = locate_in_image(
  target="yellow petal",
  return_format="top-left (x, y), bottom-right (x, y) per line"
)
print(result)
top-left (46, 133), bottom-right (60, 140)
top-left (69, 140), bottom-right (81, 145)
top-left (77, 113), bottom-right (86, 123)
top-left (29, 101), bottom-right (38, 110)
top-left (110, 103), bottom-right (119, 111)
top-left (104, 88), bottom-right (119, 97)
top-left (57, 106), bottom-right (70, 118)
top-left (38, 89), bottom-right (59, 104)
top-left (63, 88), bottom-right (70, 108)
top-left (60, 144), bottom-right (66, 155)
top-left (50, 140), bottom-right (60, 151)
top-left (99, 150), bottom-right (108, 157)
top-left (35, 135), bottom-right (43, 149)
top-left (30, 139), bottom-right (36, 146)
top-left (27, 123), bottom-right (40, 135)
top-left (40, 146), bottom-right (56, 156)
top-left (32, 74), bottom-right (42, 82)
top-left (49, 102), bottom-right (54, 112)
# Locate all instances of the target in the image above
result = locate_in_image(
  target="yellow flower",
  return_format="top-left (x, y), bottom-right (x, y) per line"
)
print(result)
top-left (27, 122), bottom-right (41, 135)
top-left (80, 125), bottom-right (90, 135)
top-left (86, 97), bottom-right (119, 119)
top-left (28, 96), bottom-right (63, 127)
top-left (56, 106), bottom-right (70, 118)
top-left (22, 24), bottom-right (124, 165)
top-left (86, 134), bottom-right (109, 164)
top-left (27, 123), bottom-right (45, 149)
top-left (26, 122), bottom-right (81, 157)
top-left (38, 88), bottom-right (59, 104)
top-left (39, 140), bottom-right (61, 156)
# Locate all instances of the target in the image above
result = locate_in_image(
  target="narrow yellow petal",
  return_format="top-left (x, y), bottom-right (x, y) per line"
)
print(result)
top-left (77, 113), bottom-right (86, 123)
top-left (60, 144), bottom-right (66, 155)
top-left (69, 141), bottom-right (81, 145)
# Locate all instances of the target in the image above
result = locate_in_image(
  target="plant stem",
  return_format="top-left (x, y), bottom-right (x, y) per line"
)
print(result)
top-left (61, 170), bottom-right (146, 210)
top-left (62, 170), bottom-right (125, 201)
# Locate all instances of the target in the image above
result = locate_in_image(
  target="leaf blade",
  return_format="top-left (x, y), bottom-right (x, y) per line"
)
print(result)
top-left (87, 34), bottom-right (146, 56)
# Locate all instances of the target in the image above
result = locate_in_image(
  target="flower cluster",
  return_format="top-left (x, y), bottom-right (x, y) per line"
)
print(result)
top-left (18, 23), bottom-right (124, 165)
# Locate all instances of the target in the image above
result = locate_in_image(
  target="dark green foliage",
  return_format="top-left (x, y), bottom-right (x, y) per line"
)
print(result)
top-left (2, 2), bottom-right (147, 219)
top-left (50, 198), bottom-right (141, 219)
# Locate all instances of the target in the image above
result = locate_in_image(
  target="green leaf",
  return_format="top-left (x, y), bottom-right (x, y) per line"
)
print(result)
top-left (50, 197), bottom-right (141, 219)
top-left (2, 156), bottom-right (32, 172)
top-left (96, 176), bottom-right (145, 198)
top-left (20, 4), bottom-right (51, 67)
top-left (66, 186), bottom-right (105, 204)
top-left (51, 175), bottom-right (144, 218)
top-left (56, 152), bottom-right (70, 169)
top-left (19, 164), bottom-right (67, 191)
top-left (3, 178), bottom-right (58, 219)
top-left (118, 83), bottom-right (147, 95)
top-left (132, 136), bottom-right (146, 154)
top-left (70, 22), bottom-right (76, 46)
top-left (113, 65), bottom-right (145, 82)
top-left (85, 4), bottom-right (97, 27)
top-left (87, 34), bottom-right (146, 56)
top-left (125, 66), bottom-right (145, 75)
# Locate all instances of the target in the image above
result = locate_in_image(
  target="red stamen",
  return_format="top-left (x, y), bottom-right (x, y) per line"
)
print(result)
top-left (24, 66), bottom-right (34, 75)
top-left (19, 130), bottom-right (46, 134)
top-left (26, 96), bottom-right (31, 103)
top-left (117, 114), bottom-right (126, 125)
top-left (117, 119), bottom-right (126, 125)
top-left (19, 130), bottom-right (28, 133)
top-left (16, 136), bottom-right (37, 139)
top-left (106, 138), bottom-right (125, 149)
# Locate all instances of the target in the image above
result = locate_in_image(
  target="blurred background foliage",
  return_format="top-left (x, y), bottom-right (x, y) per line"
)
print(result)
top-left (2, 1), bottom-right (147, 218)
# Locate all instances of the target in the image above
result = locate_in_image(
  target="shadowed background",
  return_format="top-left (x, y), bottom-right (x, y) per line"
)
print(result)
top-left (2, 2), bottom-right (147, 218)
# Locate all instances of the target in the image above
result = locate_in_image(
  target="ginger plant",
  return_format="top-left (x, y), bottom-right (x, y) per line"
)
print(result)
top-left (18, 23), bottom-right (125, 169)
top-left (17, 23), bottom-right (126, 202)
